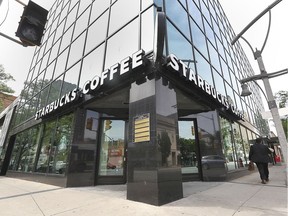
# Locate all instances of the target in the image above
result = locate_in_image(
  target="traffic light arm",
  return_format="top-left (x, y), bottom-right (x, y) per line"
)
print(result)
top-left (15, 0), bottom-right (26, 7)
top-left (0, 32), bottom-right (27, 47)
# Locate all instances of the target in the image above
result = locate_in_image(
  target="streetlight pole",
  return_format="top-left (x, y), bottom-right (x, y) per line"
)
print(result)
top-left (231, 0), bottom-right (287, 186)
top-left (254, 50), bottom-right (287, 163)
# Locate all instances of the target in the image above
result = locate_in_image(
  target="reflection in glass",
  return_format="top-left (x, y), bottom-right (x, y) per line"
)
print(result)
top-left (167, 21), bottom-right (193, 61)
top-left (166, 1), bottom-right (190, 39)
top-left (207, 41), bottom-right (221, 73)
top-left (105, 20), bottom-right (138, 69)
top-left (187, 0), bottom-right (203, 30)
top-left (99, 120), bottom-right (125, 176)
top-left (85, 11), bottom-right (108, 54)
top-left (220, 117), bottom-right (236, 171)
top-left (65, 4), bottom-right (77, 31)
top-left (232, 123), bottom-right (246, 167)
top-left (80, 44), bottom-right (104, 88)
top-left (212, 68), bottom-right (226, 95)
top-left (141, 7), bottom-right (154, 52)
top-left (53, 48), bottom-right (68, 79)
top-left (89, 0), bottom-right (110, 24)
top-left (47, 75), bottom-right (63, 104)
top-left (36, 120), bottom-right (56, 173)
top-left (194, 50), bottom-right (213, 85)
top-left (67, 32), bottom-right (86, 69)
top-left (191, 20), bottom-right (208, 59)
top-left (109, 0), bottom-right (140, 35)
top-left (62, 62), bottom-right (80, 94)
top-left (178, 121), bottom-right (198, 174)
top-left (47, 114), bottom-right (73, 174)
top-left (9, 127), bottom-right (40, 172)
top-left (142, 0), bottom-right (153, 9)
top-left (59, 27), bottom-right (73, 54)
top-left (35, 113), bottom-right (73, 175)
top-left (73, 8), bottom-right (90, 40)
top-left (203, 19), bottom-right (215, 47)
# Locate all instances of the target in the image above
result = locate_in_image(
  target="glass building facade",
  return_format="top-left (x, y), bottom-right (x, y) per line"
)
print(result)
top-left (0, 0), bottom-right (269, 205)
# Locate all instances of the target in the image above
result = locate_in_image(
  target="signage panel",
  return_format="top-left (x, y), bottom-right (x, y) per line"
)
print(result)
top-left (134, 113), bottom-right (150, 143)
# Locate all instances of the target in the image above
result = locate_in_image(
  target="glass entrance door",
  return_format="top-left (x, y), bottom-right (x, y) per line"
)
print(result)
top-left (97, 119), bottom-right (127, 184)
top-left (178, 120), bottom-right (201, 181)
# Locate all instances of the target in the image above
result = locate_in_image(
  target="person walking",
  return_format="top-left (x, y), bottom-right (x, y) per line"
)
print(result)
top-left (249, 137), bottom-right (271, 184)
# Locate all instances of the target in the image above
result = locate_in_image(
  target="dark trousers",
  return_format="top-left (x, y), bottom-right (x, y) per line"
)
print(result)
top-left (255, 162), bottom-right (269, 180)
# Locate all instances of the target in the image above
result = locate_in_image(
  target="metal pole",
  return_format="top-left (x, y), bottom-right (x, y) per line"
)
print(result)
top-left (15, 0), bottom-right (26, 6)
top-left (255, 50), bottom-right (287, 185)
top-left (0, 32), bottom-right (27, 46)
top-left (231, 0), bottom-right (282, 45)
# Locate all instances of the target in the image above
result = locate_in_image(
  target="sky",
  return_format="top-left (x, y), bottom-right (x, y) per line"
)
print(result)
top-left (0, 0), bottom-right (287, 103)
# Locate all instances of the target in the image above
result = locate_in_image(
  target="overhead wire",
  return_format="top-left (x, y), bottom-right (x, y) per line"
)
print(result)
top-left (0, 0), bottom-right (10, 28)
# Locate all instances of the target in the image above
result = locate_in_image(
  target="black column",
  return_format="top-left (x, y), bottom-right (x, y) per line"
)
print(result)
top-left (127, 77), bottom-right (183, 206)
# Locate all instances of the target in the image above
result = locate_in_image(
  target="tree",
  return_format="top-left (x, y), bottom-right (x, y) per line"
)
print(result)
top-left (158, 131), bottom-right (172, 166)
top-left (274, 90), bottom-right (288, 108)
top-left (0, 65), bottom-right (15, 94)
top-left (0, 64), bottom-right (15, 110)
top-left (274, 90), bottom-right (288, 140)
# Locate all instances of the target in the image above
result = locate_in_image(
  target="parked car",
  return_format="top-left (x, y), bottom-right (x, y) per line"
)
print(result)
top-left (201, 155), bottom-right (227, 170)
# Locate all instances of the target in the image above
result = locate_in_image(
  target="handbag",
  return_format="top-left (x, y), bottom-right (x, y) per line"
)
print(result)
top-left (248, 161), bottom-right (255, 171)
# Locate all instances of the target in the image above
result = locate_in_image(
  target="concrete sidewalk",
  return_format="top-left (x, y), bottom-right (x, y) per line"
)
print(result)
top-left (0, 165), bottom-right (287, 216)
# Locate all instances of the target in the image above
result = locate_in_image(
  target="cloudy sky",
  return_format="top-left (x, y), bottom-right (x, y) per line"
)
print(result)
top-left (0, 0), bottom-right (287, 102)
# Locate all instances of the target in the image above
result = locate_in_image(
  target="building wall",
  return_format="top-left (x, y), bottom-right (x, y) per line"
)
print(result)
top-left (3, 0), bottom-right (269, 185)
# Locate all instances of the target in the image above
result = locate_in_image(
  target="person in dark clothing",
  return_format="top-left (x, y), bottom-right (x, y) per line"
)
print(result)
top-left (249, 137), bottom-right (272, 184)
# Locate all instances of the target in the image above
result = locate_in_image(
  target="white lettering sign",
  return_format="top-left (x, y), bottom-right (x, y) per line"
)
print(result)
top-left (165, 54), bottom-right (244, 119)
top-left (35, 50), bottom-right (146, 120)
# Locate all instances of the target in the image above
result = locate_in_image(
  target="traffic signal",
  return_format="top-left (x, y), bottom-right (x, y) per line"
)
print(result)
top-left (105, 120), bottom-right (112, 131)
top-left (86, 117), bottom-right (93, 130)
top-left (191, 126), bottom-right (195, 136)
top-left (15, 1), bottom-right (48, 46)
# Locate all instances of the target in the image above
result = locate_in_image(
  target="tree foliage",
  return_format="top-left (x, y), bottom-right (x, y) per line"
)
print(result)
top-left (0, 64), bottom-right (15, 111)
top-left (274, 90), bottom-right (288, 140)
top-left (0, 64), bottom-right (15, 94)
top-left (158, 131), bottom-right (172, 166)
top-left (274, 90), bottom-right (288, 108)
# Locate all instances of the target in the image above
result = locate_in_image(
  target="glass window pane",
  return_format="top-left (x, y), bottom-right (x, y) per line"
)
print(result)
top-left (90, 0), bottom-right (110, 24)
top-left (194, 50), bottom-right (213, 85)
top-left (44, 61), bottom-right (56, 84)
top-left (85, 11), bottom-right (109, 54)
top-left (167, 21), bottom-right (193, 61)
top-left (109, 0), bottom-right (140, 34)
top-left (67, 32), bottom-right (86, 69)
top-left (105, 20), bottom-right (139, 68)
top-left (178, 120), bottom-right (198, 174)
top-left (187, 0), bottom-right (203, 30)
top-left (73, 8), bottom-right (90, 40)
top-left (64, 4), bottom-right (78, 31)
top-left (191, 20), bottom-right (208, 59)
top-left (36, 120), bottom-right (57, 173)
top-left (80, 44), bottom-right (105, 88)
top-left (203, 19), bottom-right (215, 46)
top-left (99, 119), bottom-right (125, 176)
top-left (54, 48), bottom-right (69, 80)
top-left (49, 113), bottom-right (74, 175)
top-left (207, 41), bottom-right (221, 73)
top-left (59, 26), bottom-right (73, 54)
top-left (212, 68), bottom-right (225, 95)
top-left (47, 75), bottom-right (63, 104)
top-left (142, 0), bottom-right (153, 9)
top-left (62, 62), bottom-right (80, 94)
top-left (166, 1), bottom-right (190, 39)
top-left (141, 7), bottom-right (154, 52)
